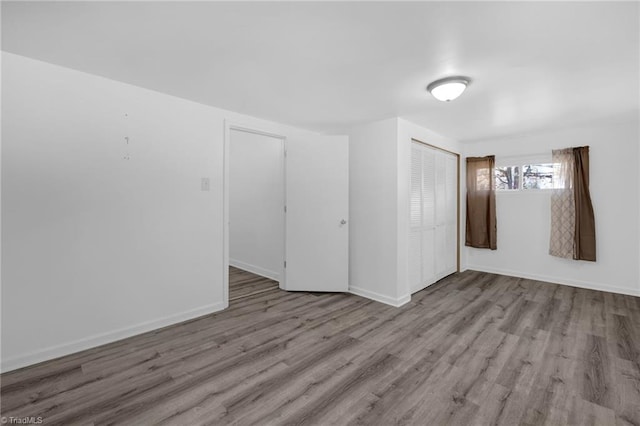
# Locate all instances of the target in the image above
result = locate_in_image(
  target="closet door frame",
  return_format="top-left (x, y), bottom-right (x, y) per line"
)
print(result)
top-left (411, 138), bottom-right (460, 273)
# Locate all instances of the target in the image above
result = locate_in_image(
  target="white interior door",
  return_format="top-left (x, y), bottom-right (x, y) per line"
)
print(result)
top-left (285, 135), bottom-right (349, 292)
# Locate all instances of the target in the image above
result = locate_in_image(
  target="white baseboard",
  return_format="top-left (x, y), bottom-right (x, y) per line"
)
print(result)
top-left (349, 286), bottom-right (411, 307)
top-left (1, 301), bottom-right (226, 373)
top-left (230, 258), bottom-right (279, 281)
top-left (465, 265), bottom-right (640, 297)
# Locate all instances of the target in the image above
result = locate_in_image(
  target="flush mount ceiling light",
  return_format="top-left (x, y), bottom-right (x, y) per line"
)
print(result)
top-left (427, 76), bottom-right (471, 102)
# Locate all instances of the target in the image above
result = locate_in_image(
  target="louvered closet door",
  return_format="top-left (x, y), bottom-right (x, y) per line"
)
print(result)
top-left (444, 154), bottom-right (458, 274)
top-left (421, 149), bottom-right (436, 285)
top-left (434, 150), bottom-right (447, 277)
top-left (410, 142), bottom-right (458, 294)
top-left (409, 146), bottom-right (423, 292)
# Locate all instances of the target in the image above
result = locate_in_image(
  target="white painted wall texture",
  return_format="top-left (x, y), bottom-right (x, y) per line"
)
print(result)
top-left (463, 122), bottom-right (640, 296)
top-left (1, 53), bottom-right (224, 371)
top-left (348, 118), bottom-right (400, 305)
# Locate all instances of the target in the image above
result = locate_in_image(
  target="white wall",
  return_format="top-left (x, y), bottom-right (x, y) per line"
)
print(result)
top-left (348, 118), bottom-right (401, 305)
top-left (463, 122), bottom-right (640, 296)
top-left (1, 52), bottom-right (338, 371)
top-left (229, 129), bottom-right (284, 281)
top-left (1, 52), bottom-right (223, 371)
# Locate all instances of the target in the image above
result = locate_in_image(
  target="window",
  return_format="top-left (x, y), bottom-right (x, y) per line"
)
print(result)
top-left (495, 161), bottom-right (555, 191)
top-left (522, 164), bottom-right (554, 189)
top-left (495, 166), bottom-right (520, 190)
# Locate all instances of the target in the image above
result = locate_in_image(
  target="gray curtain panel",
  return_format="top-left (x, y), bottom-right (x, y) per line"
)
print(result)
top-left (465, 155), bottom-right (497, 250)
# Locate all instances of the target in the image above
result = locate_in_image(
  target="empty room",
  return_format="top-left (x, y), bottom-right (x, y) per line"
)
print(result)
top-left (1, 1), bottom-right (639, 425)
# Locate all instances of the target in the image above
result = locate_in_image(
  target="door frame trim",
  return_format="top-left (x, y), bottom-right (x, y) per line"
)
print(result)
top-left (223, 121), bottom-right (287, 308)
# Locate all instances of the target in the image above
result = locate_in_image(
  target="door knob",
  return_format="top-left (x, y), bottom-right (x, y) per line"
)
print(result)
top-left (340, 219), bottom-right (347, 225)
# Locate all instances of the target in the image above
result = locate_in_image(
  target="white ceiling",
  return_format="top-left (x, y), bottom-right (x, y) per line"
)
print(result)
top-left (2, 1), bottom-right (638, 142)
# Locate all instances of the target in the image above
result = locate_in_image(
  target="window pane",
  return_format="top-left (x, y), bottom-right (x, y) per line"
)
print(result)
top-left (495, 166), bottom-right (520, 190)
top-left (522, 163), bottom-right (554, 189)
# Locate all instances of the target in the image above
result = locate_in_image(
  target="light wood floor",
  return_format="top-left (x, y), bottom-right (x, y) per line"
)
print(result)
top-left (1, 270), bottom-right (639, 425)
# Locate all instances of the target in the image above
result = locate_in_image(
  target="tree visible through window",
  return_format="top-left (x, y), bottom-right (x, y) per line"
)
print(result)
top-left (495, 166), bottom-right (519, 190)
top-left (523, 164), bottom-right (554, 189)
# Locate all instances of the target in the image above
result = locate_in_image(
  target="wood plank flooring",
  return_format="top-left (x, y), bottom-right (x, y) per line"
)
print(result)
top-left (1, 270), bottom-right (639, 425)
top-left (229, 266), bottom-right (279, 301)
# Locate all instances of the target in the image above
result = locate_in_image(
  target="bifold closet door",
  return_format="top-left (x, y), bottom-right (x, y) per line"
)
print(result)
top-left (421, 148), bottom-right (436, 285)
top-left (443, 154), bottom-right (458, 274)
top-left (409, 147), bottom-right (423, 293)
top-left (409, 145), bottom-right (435, 293)
top-left (409, 142), bottom-right (457, 294)
top-left (435, 151), bottom-right (458, 278)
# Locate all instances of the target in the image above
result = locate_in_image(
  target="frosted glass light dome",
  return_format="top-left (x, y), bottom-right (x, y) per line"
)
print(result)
top-left (427, 77), bottom-right (470, 102)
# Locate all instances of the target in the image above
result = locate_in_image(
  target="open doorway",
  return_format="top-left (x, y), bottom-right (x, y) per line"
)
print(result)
top-left (226, 126), bottom-right (286, 303)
